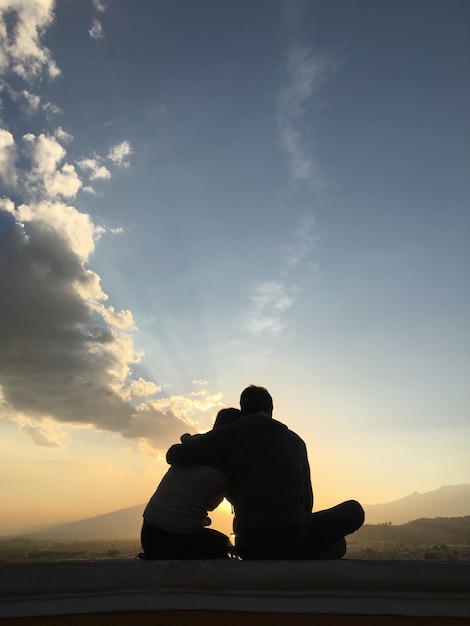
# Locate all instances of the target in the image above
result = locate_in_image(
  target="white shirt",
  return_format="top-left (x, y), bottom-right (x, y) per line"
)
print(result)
top-left (143, 464), bottom-right (227, 534)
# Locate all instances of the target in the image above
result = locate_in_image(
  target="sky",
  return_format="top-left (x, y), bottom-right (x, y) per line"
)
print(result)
top-left (0, 0), bottom-right (469, 535)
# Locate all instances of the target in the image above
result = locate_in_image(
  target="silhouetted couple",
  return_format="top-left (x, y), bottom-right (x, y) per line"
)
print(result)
top-left (141, 385), bottom-right (364, 559)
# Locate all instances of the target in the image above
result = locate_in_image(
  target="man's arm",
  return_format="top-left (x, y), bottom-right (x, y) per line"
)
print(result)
top-left (166, 427), bottom-right (227, 471)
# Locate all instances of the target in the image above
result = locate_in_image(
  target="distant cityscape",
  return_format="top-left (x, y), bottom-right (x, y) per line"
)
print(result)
top-left (1, 485), bottom-right (469, 562)
top-left (1, 516), bottom-right (469, 562)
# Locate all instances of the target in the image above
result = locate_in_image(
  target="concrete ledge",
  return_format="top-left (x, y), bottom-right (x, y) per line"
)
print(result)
top-left (1, 560), bottom-right (469, 620)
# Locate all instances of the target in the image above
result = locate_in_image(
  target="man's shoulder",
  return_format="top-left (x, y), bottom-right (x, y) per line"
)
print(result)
top-left (238, 415), bottom-right (307, 447)
top-left (271, 417), bottom-right (303, 436)
top-left (275, 420), bottom-right (307, 448)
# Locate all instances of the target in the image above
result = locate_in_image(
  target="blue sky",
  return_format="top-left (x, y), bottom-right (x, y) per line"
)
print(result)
top-left (0, 0), bottom-right (469, 533)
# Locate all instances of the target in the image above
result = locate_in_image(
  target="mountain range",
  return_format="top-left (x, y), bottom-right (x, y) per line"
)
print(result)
top-left (362, 484), bottom-right (470, 524)
top-left (9, 484), bottom-right (470, 541)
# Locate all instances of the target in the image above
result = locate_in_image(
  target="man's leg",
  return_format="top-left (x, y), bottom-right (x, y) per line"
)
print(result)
top-left (305, 500), bottom-right (364, 559)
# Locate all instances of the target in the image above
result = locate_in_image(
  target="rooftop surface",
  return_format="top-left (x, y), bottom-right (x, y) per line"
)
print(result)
top-left (1, 559), bottom-right (469, 624)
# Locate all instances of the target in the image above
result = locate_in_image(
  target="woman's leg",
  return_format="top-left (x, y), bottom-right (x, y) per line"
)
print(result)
top-left (191, 527), bottom-right (230, 559)
top-left (141, 522), bottom-right (229, 559)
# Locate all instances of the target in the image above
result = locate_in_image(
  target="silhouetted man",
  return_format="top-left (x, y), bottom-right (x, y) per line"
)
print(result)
top-left (167, 385), bottom-right (364, 559)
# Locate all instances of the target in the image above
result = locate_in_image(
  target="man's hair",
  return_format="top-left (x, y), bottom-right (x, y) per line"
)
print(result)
top-left (213, 407), bottom-right (241, 429)
top-left (239, 385), bottom-right (273, 415)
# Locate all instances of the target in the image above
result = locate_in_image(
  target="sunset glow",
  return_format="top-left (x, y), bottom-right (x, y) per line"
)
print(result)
top-left (0, 0), bottom-right (469, 536)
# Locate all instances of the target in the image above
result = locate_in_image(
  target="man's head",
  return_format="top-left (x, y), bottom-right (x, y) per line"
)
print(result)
top-left (213, 407), bottom-right (241, 428)
top-left (239, 385), bottom-right (273, 416)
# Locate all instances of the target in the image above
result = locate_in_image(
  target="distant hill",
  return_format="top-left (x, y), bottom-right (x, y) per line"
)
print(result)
top-left (7, 484), bottom-right (470, 541)
top-left (350, 515), bottom-right (470, 546)
top-left (363, 484), bottom-right (470, 524)
top-left (35, 503), bottom-right (146, 540)
top-left (27, 501), bottom-right (233, 541)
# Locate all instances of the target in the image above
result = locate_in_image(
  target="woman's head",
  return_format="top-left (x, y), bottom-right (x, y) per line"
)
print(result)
top-left (213, 407), bottom-right (241, 428)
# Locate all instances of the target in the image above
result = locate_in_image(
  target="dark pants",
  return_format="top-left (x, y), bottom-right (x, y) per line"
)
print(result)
top-left (141, 522), bottom-right (230, 559)
top-left (236, 500), bottom-right (365, 560)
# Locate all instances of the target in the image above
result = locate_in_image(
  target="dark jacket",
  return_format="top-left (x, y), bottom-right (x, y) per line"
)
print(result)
top-left (166, 413), bottom-right (313, 533)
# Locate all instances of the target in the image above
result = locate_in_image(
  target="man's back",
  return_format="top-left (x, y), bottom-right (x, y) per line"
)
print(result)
top-left (166, 413), bottom-right (313, 532)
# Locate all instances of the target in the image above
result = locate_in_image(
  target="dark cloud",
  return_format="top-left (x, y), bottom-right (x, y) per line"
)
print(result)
top-left (122, 405), bottom-right (196, 451)
top-left (0, 212), bottom-right (133, 430)
top-left (0, 206), bottom-right (219, 450)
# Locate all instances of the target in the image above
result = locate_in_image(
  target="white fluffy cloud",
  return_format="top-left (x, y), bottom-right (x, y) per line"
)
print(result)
top-left (77, 141), bottom-right (133, 189)
top-left (23, 132), bottom-right (82, 198)
top-left (108, 140), bottom-right (132, 167)
top-left (77, 157), bottom-right (111, 181)
top-left (0, 128), bottom-right (16, 186)
top-left (2, 87), bottom-right (59, 117)
top-left (21, 89), bottom-right (40, 112)
top-left (89, 19), bottom-right (104, 40)
top-left (0, 0), bottom-right (60, 80)
top-left (12, 199), bottom-right (99, 259)
top-left (89, 0), bottom-right (107, 38)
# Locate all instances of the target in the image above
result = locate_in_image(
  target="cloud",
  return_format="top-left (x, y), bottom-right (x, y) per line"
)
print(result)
top-left (122, 407), bottom-right (193, 445)
top-left (92, 0), bottom-right (108, 12)
top-left (242, 281), bottom-right (295, 336)
top-left (0, 196), bottom-right (216, 449)
top-left (121, 390), bottom-right (223, 452)
top-left (54, 127), bottom-right (73, 143)
top-left (0, 132), bottom-right (220, 450)
top-left (0, 202), bottom-right (129, 429)
top-left (0, 81), bottom-right (62, 123)
top-left (21, 89), bottom-right (40, 112)
top-left (285, 210), bottom-right (319, 270)
top-left (0, 1), bottom-right (220, 453)
top-left (77, 140), bottom-right (132, 189)
top-left (11, 199), bottom-right (99, 258)
top-left (89, 19), bottom-right (104, 40)
top-left (77, 157), bottom-right (111, 181)
top-left (82, 185), bottom-right (96, 194)
top-left (0, 128), bottom-right (16, 187)
top-left (125, 378), bottom-right (161, 401)
top-left (0, 123), bottom-right (192, 447)
top-left (42, 100), bottom-right (62, 118)
top-left (23, 132), bottom-right (82, 198)
top-left (18, 417), bottom-right (67, 449)
top-left (101, 305), bottom-right (136, 330)
top-left (108, 140), bottom-right (132, 167)
top-left (277, 44), bottom-right (332, 188)
top-left (0, 0), bottom-right (60, 80)
top-left (238, 7), bottom-right (334, 340)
